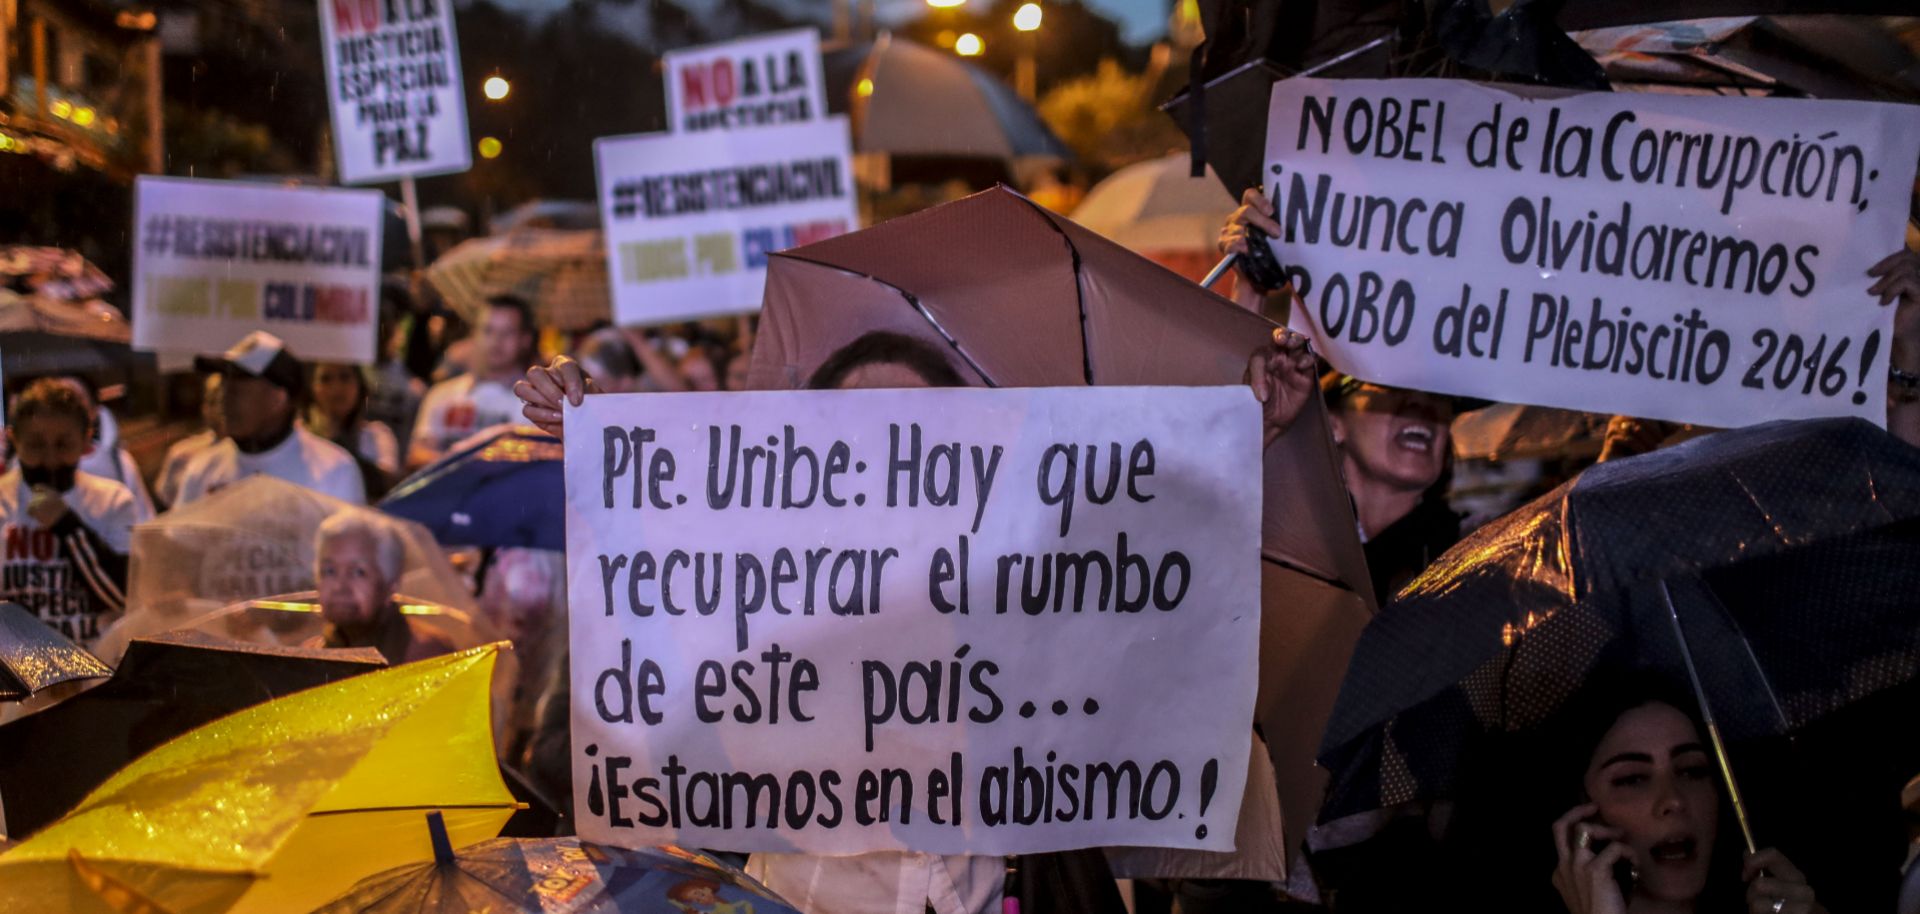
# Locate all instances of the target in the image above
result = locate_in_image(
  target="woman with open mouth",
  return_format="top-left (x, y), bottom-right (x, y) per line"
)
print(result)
top-left (1550, 674), bottom-right (1825, 914)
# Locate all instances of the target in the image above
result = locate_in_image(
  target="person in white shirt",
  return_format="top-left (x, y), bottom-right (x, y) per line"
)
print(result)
top-left (407, 295), bottom-right (536, 470)
top-left (171, 332), bottom-right (366, 507)
top-left (156, 372), bottom-right (225, 509)
top-left (52, 377), bottom-right (155, 523)
top-left (0, 379), bottom-right (135, 649)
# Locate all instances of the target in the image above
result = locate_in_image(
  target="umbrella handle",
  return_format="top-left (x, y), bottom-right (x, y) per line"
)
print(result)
top-left (1201, 252), bottom-right (1238, 290)
top-left (1659, 580), bottom-right (1759, 855)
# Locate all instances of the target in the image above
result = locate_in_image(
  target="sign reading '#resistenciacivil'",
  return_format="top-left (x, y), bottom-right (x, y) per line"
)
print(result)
top-left (593, 118), bottom-right (857, 325)
top-left (131, 176), bottom-right (384, 364)
top-left (566, 386), bottom-right (1262, 855)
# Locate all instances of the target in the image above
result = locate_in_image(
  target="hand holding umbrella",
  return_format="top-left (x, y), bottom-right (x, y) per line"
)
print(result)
top-left (515, 356), bottom-right (596, 438)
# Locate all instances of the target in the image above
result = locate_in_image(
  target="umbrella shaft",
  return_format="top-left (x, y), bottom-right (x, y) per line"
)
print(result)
top-left (1660, 580), bottom-right (1759, 855)
top-left (1201, 252), bottom-right (1238, 289)
top-left (1703, 718), bottom-right (1759, 854)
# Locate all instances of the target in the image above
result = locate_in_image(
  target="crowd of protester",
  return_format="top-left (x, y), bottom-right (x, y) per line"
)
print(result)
top-left (0, 194), bottom-right (1916, 914)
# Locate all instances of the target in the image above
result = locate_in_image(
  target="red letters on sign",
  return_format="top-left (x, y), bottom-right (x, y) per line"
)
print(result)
top-left (332, 0), bottom-right (381, 33)
top-left (681, 60), bottom-right (738, 112)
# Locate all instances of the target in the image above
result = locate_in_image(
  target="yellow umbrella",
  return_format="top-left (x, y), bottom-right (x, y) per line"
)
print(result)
top-left (0, 645), bottom-right (518, 914)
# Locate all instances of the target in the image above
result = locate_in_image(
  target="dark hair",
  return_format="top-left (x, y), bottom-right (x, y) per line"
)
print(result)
top-left (805, 331), bottom-right (966, 390)
top-left (308, 362), bottom-right (370, 428)
top-left (485, 295), bottom-right (537, 337)
top-left (12, 378), bottom-right (94, 435)
top-left (1443, 669), bottom-right (1744, 912)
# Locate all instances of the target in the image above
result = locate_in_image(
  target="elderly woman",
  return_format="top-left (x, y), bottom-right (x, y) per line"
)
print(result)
top-left (314, 509), bottom-right (455, 665)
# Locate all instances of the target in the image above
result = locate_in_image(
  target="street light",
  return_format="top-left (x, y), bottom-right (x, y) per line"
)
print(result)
top-left (478, 136), bottom-right (503, 159)
top-left (955, 32), bottom-right (984, 56)
top-left (926, 0), bottom-right (965, 7)
top-left (1013, 3), bottom-right (1042, 102)
top-left (483, 76), bottom-right (510, 101)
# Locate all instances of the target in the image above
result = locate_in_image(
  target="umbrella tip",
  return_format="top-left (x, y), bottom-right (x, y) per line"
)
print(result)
top-left (425, 810), bottom-right (455, 864)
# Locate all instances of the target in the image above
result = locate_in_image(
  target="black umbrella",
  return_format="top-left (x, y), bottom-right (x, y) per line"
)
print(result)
top-left (0, 602), bottom-right (110, 701)
top-left (1317, 418), bottom-right (1920, 852)
top-left (0, 630), bottom-right (384, 836)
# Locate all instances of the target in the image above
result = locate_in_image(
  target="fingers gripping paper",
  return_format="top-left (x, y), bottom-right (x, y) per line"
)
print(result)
top-left (566, 387), bottom-right (1260, 855)
top-left (1263, 77), bottom-right (1920, 428)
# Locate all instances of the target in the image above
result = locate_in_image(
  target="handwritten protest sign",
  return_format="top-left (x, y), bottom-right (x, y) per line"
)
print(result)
top-left (665, 29), bottom-right (827, 133)
top-left (132, 177), bottom-right (383, 363)
top-left (594, 118), bottom-right (857, 325)
top-left (566, 386), bottom-right (1260, 855)
top-left (319, 0), bottom-right (471, 184)
top-left (1262, 77), bottom-right (1920, 428)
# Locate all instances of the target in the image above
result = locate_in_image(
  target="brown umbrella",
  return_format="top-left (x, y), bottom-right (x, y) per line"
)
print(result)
top-left (750, 186), bottom-right (1374, 879)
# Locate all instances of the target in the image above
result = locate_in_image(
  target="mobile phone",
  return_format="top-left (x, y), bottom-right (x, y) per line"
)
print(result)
top-left (1586, 826), bottom-right (1638, 900)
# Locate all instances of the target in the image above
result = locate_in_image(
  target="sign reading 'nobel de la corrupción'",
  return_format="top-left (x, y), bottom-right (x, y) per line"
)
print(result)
top-left (566, 386), bottom-right (1262, 855)
top-left (1262, 77), bottom-right (1920, 428)
top-left (594, 118), bottom-right (857, 325)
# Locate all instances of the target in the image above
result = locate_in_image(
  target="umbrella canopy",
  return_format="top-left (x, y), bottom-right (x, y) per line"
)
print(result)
top-left (425, 229), bottom-right (610, 333)
top-left (1318, 417), bottom-right (1920, 826)
top-left (1070, 153), bottom-right (1238, 282)
top-left (99, 475), bottom-right (474, 663)
top-left (0, 645), bottom-right (516, 914)
top-left (1450, 403), bottom-right (1608, 462)
top-left (824, 36), bottom-right (1071, 173)
top-left (487, 199), bottom-right (600, 235)
top-left (315, 836), bottom-right (803, 914)
top-left (381, 426), bottom-right (563, 552)
top-left (0, 600), bottom-right (110, 701)
top-left (0, 287), bottom-right (136, 383)
top-left (0, 246), bottom-right (114, 301)
top-left (749, 186), bottom-right (1374, 876)
top-left (0, 630), bottom-right (386, 838)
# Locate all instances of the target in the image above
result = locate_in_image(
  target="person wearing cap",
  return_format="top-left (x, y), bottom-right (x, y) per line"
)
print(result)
top-left (170, 332), bottom-right (367, 507)
top-left (1321, 372), bottom-right (1463, 601)
top-left (407, 295), bottom-right (537, 470)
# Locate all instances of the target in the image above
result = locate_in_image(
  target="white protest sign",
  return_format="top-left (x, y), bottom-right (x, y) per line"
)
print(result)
top-left (665, 29), bottom-right (827, 133)
top-left (594, 118), bottom-right (856, 325)
top-left (566, 386), bottom-right (1260, 855)
top-left (132, 177), bottom-right (383, 364)
top-left (1262, 77), bottom-right (1920, 428)
top-left (319, 0), bottom-right (471, 184)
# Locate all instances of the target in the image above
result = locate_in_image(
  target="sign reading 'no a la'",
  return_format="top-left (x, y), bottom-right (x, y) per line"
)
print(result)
top-left (665, 29), bottom-right (828, 133)
top-left (593, 118), bottom-right (857, 325)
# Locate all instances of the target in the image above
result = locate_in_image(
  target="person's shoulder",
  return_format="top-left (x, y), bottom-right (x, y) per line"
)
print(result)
top-left (70, 471), bottom-right (137, 520)
top-left (424, 374), bottom-right (477, 402)
top-left (177, 437), bottom-right (237, 475)
top-left (0, 468), bottom-right (24, 515)
top-left (296, 425), bottom-right (360, 467)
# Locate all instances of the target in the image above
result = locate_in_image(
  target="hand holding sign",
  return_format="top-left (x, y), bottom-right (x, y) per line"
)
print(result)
top-left (517, 355), bottom-right (597, 437)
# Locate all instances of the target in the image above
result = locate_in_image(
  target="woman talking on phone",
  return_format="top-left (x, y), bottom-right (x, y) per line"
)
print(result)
top-left (1548, 675), bottom-right (1824, 914)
